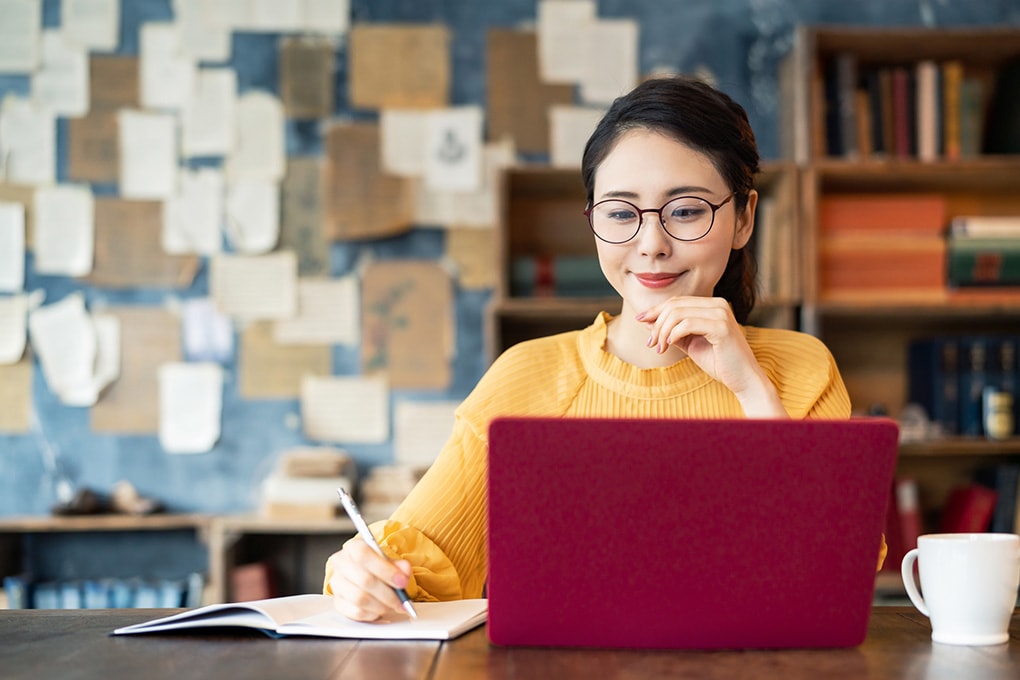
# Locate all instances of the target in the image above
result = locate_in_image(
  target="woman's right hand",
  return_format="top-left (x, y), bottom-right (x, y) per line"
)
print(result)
top-left (326, 539), bottom-right (413, 622)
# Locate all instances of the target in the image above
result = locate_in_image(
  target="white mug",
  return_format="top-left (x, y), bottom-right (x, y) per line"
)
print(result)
top-left (901, 533), bottom-right (1020, 646)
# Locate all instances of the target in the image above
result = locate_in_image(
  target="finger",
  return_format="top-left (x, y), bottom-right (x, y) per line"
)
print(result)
top-left (330, 544), bottom-right (408, 619)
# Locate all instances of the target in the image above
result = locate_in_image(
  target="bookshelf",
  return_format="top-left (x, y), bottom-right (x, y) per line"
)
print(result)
top-left (779, 25), bottom-right (1020, 558)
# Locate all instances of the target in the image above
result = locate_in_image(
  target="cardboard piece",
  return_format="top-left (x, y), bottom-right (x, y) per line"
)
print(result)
top-left (279, 37), bottom-right (335, 119)
top-left (348, 24), bottom-right (449, 108)
top-left (239, 321), bottom-right (331, 399)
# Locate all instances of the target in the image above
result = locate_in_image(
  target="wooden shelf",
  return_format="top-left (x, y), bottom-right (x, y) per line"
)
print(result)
top-left (899, 438), bottom-right (1020, 458)
top-left (0, 514), bottom-right (211, 532)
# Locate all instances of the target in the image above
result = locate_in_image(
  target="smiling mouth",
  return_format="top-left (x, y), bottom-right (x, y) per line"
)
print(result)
top-left (634, 272), bottom-right (681, 289)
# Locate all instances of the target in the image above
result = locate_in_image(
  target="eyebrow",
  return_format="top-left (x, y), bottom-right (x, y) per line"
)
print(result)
top-left (599, 185), bottom-right (718, 201)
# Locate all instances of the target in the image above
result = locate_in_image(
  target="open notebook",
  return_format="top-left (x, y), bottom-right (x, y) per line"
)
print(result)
top-left (486, 417), bottom-right (899, 650)
top-left (112, 594), bottom-right (486, 640)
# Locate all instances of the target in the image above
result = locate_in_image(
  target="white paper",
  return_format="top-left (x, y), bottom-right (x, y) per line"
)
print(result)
top-left (273, 276), bottom-right (359, 346)
top-left (0, 202), bottom-right (25, 291)
top-left (0, 0), bottom-right (40, 73)
top-left (300, 0), bottom-right (350, 35)
top-left (425, 106), bottom-right (483, 192)
top-left (549, 105), bottom-right (606, 168)
top-left (163, 167), bottom-right (224, 255)
top-left (32, 30), bottom-right (89, 117)
top-left (252, 0), bottom-right (302, 31)
top-left (225, 179), bottom-right (279, 254)
top-left (173, 0), bottom-right (231, 62)
top-left (0, 95), bottom-right (56, 186)
top-left (119, 110), bottom-right (178, 199)
top-left (33, 185), bottom-right (94, 276)
top-left (61, 0), bottom-right (119, 52)
top-left (140, 22), bottom-right (196, 110)
top-left (579, 19), bottom-right (639, 105)
top-left (210, 251), bottom-right (297, 319)
top-left (537, 0), bottom-right (596, 84)
top-left (181, 68), bottom-right (236, 157)
top-left (226, 91), bottom-right (285, 183)
top-left (0, 294), bottom-right (28, 364)
top-left (159, 362), bottom-right (223, 454)
top-left (200, 0), bottom-right (253, 31)
top-left (182, 297), bottom-right (233, 363)
top-left (394, 400), bottom-right (458, 467)
top-left (26, 293), bottom-right (117, 406)
top-left (380, 109), bottom-right (429, 177)
top-left (301, 374), bottom-right (388, 444)
top-left (415, 140), bottom-right (515, 228)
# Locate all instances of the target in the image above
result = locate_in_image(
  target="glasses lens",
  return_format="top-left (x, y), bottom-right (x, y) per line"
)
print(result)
top-left (661, 196), bottom-right (714, 241)
top-left (589, 200), bottom-right (640, 243)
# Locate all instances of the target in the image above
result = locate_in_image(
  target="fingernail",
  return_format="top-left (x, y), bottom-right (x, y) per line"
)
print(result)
top-left (646, 334), bottom-right (654, 347)
top-left (635, 312), bottom-right (646, 321)
top-left (393, 573), bottom-right (409, 588)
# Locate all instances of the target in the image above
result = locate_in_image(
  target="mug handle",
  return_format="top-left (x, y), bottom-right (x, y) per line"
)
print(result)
top-left (900, 548), bottom-right (929, 617)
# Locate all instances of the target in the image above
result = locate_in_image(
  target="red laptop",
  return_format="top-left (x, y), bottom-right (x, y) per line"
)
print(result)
top-left (486, 417), bottom-right (899, 649)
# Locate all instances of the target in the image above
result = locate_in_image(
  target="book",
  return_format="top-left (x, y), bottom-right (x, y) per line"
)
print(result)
top-left (819, 234), bottom-right (946, 295)
top-left (942, 60), bottom-right (963, 160)
top-left (881, 477), bottom-right (922, 573)
top-left (975, 463), bottom-right (1020, 534)
top-left (949, 216), bottom-right (1020, 239)
top-left (915, 60), bottom-right (939, 162)
top-left (908, 337), bottom-right (960, 436)
top-left (818, 193), bottom-right (947, 235)
top-left (112, 594), bottom-right (488, 640)
top-left (947, 237), bottom-right (1020, 286)
top-left (958, 337), bottom-right (990, 436)
top-left (939, 484), bottom-right (997, 533)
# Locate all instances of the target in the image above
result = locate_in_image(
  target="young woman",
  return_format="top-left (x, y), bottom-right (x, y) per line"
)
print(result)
top-left (325, 76), bottom-right (864, 622)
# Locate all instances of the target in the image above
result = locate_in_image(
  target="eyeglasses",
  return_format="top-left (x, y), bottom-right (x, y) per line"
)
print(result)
top-left (583, 193), bottom-right (736, 244)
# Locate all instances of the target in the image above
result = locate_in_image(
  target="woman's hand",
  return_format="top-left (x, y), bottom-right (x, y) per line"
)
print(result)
top-left (637, 296), bottom-right (788, 418)
top-left (326, 539), bottom-right (413, 622)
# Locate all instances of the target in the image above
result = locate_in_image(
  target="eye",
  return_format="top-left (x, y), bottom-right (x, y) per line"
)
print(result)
top-left (667, 199), bottom-right (709, 222)
top-left (597, 201), bottom-right (638, 222)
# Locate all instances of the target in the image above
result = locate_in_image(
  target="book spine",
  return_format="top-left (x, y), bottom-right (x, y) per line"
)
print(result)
top-left (892, 67), bottom-right (911, 158)
top-left (908, 337), bottom-right (959, 436)
top-left (942, 60), bottom-right (963, 160)
top-left (939, 484), bottom-right (997, 533)
top-left (866, 68), bottom-right (886, 155)
top-left (959, 337), bottom-right (989, 436)
top-left (950, 216), bottom-right (1020, 238)
top-left (947, 243), bottom-right (1020, 286)
top-left (916, 60), bottom-right (938, 162)
top-left (836, 53), bottom-right (859, 158)
top-left (510, 256), bottom-right (614, 297)
top-left (959, 76), bottom-right (985, 157)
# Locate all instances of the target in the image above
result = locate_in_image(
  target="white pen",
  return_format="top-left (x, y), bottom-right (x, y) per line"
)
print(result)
top-left (336, 487), bottom-right (418, 620)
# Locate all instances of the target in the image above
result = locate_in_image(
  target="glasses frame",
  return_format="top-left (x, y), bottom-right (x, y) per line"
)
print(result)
top-left (583, 193), bottom-right (736, 244)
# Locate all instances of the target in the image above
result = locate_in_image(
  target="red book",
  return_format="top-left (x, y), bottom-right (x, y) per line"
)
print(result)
top-left (881, 478), bottom-right (923, 572)
top-left (939, 485), bottom-right (998, 533)
top-left (892, 67), bottom-right (912, 158)
top-left (819, 193), bottom-right (947, 236)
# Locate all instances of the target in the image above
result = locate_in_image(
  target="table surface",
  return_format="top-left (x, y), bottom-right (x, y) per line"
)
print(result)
top-left (1, 607), bottom-right (1018, 680)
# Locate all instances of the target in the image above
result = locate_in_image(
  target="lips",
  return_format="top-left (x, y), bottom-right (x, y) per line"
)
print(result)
top-left (634, 272), bottom-right (681, 289)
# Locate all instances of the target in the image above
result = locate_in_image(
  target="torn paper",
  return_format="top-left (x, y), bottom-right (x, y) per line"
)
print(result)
top-left (159, 362), bottom-right (223, 454)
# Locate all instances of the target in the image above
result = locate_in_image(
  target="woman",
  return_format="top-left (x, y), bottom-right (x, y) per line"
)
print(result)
top-left (325, 76), bottom-right (863, 622)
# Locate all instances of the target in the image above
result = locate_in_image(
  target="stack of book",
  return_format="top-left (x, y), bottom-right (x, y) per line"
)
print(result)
top-left (947, 216), bottom-right (1020, 288)
top-left (818, 193), bottom-right (947, 299)
top-left (2, 572), bottom-right (203, 609)
top-left (358, 464), bottom-right (426, 518)
top-left (259, 447), bottom-right (357, 520)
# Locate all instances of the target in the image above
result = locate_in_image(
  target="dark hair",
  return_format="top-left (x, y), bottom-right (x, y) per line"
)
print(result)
top-left (581, 76), bottom-right (760, 323)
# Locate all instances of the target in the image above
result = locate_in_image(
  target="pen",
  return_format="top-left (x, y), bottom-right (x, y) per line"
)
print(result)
top-left (336, 487), bottom-right (418, 619)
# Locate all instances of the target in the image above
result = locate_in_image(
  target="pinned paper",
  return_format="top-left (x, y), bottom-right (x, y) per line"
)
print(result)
top-left (362, 260), bottom-right (453, 389)
top-left (32, 30), bottom-right (89, 117)
top-left (225, 179), bottom-right (280, 254)
top-left (62, 0), bottom-right (120, 52)
top-left (91, 306), bottom-right (180, 433)
top-left (0, 184), bottom-right (34, 248)
top-left (173, 0), bottom-right (231, 62)
top-left (579, 19), bottom-right (639, 105)
top-left (226, 91), bottom-right (285, 182)
top-left (415, 141), bottom-right (515, 228)
top-left (537, 0), bottom-right (596, 84)
top-left (425, 106), bottom-right (483, 192)
top-left (239, 320), bottom-right (331, 399)
top-left (0, 0), bottom-right (40, 74)
top-left (210, 251), bottom-right (297, 319)
top-left (140, 22), bottom-right (196, 110)
top-left (380, 109), bottom-right (430, 177)
top-left (0, 355), bottom-right (31, 433)
top-left (446, 227), bottom-right (497, 289)
top-left (181, 68), bottom-right (237, 158)
top-left (0, 294), bottom-right (28, 364)
top-left (279, 37), bottom-right (335, 119)
top-left (487, 29), bottom-right (574, 155)
top-left (119, 110), bottom-right (178, 199)
top-left (550, 105), bottom-right (605, 168)
top-left (301, 374), bottom-right (389, 443)
top-left (323, 122), bottom-right (414, 241)
top-left (68, 111), bottom-right (118, 183)
top-left (393, 400), bottom-right (458, 467)
top-left (0, 95), bottom-right (56, 186)
top-left (280, 157), bottom-right (328, 277)
top-left (163, 168), bottom-right (224, 255)
top-left (348, 24), bottom-right (450, 108)
top-left (88, 198), bottom-right (199, 288)
top-left (182, 297), bottom-right (233, 363)
top-left (274, 276), bottom-right (359, 346)
top-left (0, 202), bottom-right (25, 291)
top-left (159, 362), bottom-right (223, 454)
top-left (89, 55), bottom-right (139, 110)
top-left (33, 185), bottom-right (94, 276)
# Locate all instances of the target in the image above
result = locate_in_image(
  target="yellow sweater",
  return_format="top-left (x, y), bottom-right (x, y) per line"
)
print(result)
top-left (324, 312), bottom-right (872, 602)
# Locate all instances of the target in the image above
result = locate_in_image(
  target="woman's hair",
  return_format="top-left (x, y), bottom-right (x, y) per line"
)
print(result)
top-left (581, 76), bottom-right (760, 323)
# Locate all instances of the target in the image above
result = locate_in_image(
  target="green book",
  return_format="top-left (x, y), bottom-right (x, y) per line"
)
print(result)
top-left (947, 237), bottom-right (1020, 285)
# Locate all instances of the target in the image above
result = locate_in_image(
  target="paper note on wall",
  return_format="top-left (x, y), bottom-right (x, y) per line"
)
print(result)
top-left (181, 67), bottom-right (236, 157)
top-left (119, 110), bottom-right (178, 199)
top-left (33, 185), bottom-right (94, 276)
top-left (393, 400), bottom-right (458, 467)
top-left (301, 374), bottom-right (389, 443)
top-left (226, 91), bottom-right (285, 182)
top-left (550, 105), bottom-right (606, 168)
top-left (348, 24), bottom-right (450, 108)
top-left (415, 140), bottom-right (514, 228)
top-left (163, 167), bottom-right (224, 255)
top-left (0, 356), bottom-right (31, 433)
top-left (210, 251), bottom-right (297, 319)
top-left (62, 0), bottom-right (120, 52)
top-left (280, 37), bottom-right (335, 119)
top-left (89, 55), bottom-right (138, 110)
top-left (140, 22), bottom-right (195, 110)
top-left (323, 122), bottom-right (414, 241)
top-left (182, 297), bottom-right (233, 363)
top-left (280, 157), bottom-right (328, 277)
top-left (87, 198), bottom-right (200, 288)
top-left (68, 111), bottom-right (118, 183)
top-left (173, 0), bottom-right (231, 62)
top-left (380, 109), bottom-right (429, 177)
top-left (0, 294), bottom-right (28, 364)
top-left (0, 95), bottom-right (56, 186)
top-left (0, 202), bottom-right (25, 292)
top-left (0, 184), bottom-right (34, 248)
top-left (91, 306), bottom-right (180, 433)
top-left (446, 227), bottom-right (496, 290)
top-left (537, 0), bottom-right (596, 84)
top-left (425, 106), bottom-right (483, 192)
top-left (274, 276), bottom-right (359, 346)
top-left (159, 362), bottom-right (223, 454)
top-left (0, 0), bottom-right (40, 74)
top-left (225, 179), bottom-right (280, 253)
top-left (361, 260), bottom-right (453, 390)
top-left (239, 320), bottom-right (331, 398)
top-left (579, 19), bottom-right (639, 105)
top-left (32, 30), bottom-right (89, 117)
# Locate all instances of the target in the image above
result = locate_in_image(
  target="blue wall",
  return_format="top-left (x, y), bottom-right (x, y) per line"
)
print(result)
top-left (2, 0), bottom-right (1019, 520)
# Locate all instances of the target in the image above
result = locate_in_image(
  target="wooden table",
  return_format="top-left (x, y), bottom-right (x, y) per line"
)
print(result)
top-left (1, 607), bottom-right (1018, 679)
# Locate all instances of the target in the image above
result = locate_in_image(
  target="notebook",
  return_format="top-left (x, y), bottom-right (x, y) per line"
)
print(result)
top-left (486, 417), bottom-right (899, 650)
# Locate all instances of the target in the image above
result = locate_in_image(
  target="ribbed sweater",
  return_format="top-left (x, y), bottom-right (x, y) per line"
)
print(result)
top-left (324, 312), bottom-right (861, 602)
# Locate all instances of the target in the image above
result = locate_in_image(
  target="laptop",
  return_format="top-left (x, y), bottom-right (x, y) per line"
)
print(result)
top-left (486, 417), bottom-right (899, 650)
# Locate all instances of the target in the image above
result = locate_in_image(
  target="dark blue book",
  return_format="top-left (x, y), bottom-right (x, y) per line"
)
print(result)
top-left (908, 337), bottom-right (960, 436)
top-left (958, 337), bottom-right (990, 436)
top-left (975, 463), bottom-right (1020, 533)
top-left (3, 575), bottom-right (29, 609)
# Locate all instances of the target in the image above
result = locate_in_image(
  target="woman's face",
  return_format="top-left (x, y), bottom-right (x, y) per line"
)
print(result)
top-left (590, 128), bottom-right (756, 317)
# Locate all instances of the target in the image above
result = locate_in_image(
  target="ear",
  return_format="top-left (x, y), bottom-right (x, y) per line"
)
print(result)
top-left (731, 189), bottom-right (757, 250)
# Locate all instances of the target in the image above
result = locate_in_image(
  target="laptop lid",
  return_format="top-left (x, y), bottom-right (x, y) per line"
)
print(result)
top-left (486, 417), bottom-right (899, 650)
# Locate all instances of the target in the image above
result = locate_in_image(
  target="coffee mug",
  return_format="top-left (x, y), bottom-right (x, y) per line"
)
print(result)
top-left (901, 533), bottom-right (1020, 646)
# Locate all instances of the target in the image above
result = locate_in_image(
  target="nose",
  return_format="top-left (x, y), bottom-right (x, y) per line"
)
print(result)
top-left (634, 210), bottom-right (672, 257)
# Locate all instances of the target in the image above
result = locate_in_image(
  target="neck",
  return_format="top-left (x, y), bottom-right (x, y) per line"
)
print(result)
top-left (605, 305), bottom-right (687, 369)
